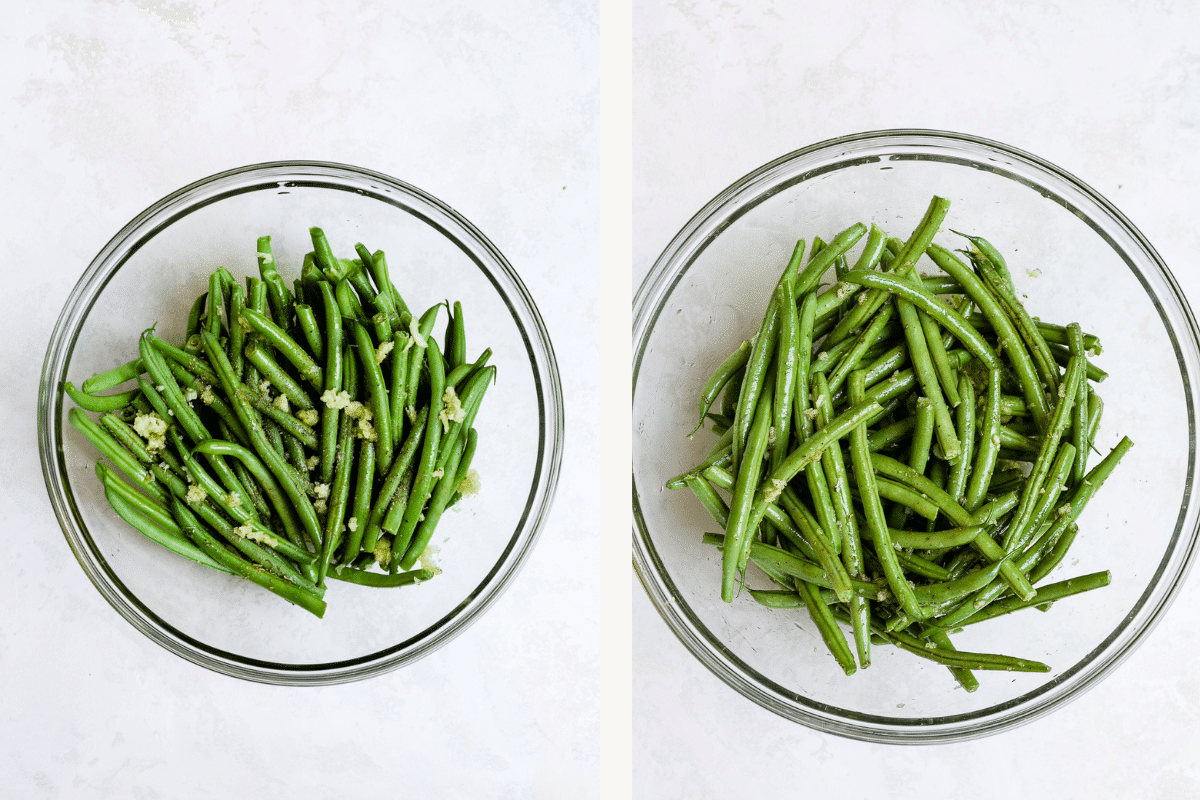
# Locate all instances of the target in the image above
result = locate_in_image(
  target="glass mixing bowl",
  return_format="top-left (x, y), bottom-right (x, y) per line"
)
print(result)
top-left (633, 130), bottom-right (1200, 742)
top-left (40, 161), bottom-right (563, 685)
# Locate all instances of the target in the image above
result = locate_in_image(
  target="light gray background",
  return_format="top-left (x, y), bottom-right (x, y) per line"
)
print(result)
top-left (634, 2), bottom-right (1200, 797)
top-left (2, 1), bottom-right (599, 797)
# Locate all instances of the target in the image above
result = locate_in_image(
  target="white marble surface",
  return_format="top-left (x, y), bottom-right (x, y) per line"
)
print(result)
top-left (635, 1), bottom-right (1200, 797)
top-left (2, 1), bottom-right (599, 796)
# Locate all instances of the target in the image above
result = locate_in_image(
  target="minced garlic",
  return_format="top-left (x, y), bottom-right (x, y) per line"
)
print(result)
top-left (438, 386), bottom-right (465, 433)
top-left (185, 483), bottom-right (207, 505)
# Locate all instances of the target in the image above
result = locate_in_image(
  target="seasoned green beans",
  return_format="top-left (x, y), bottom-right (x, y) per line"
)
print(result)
top-left (672, 196), bottom-right (1129, 687)
top-left (65, 230), bottom-right (493, 617)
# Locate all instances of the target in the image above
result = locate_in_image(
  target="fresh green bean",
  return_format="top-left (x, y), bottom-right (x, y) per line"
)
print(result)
top-left (243, 338), bottom-right (315, 411)
top-left (828, 197), bottom-right (950, 345)
top-left (81, 357), bottom-right (145, 394)
top-left (342, 439), bottom-right (376, 560)
top-left (385, 339), bottom-right (446, 571)
top-left (731, 285), bottom-right (782, 470)
top-left (797, 579), bottom-right (857, 675)
top-left (64, 381), bottom-right (139, 413)
top-left (173, 498), bottom-right (325, 617)
top-left (721, 373), bottom-right (776, 601)
top-left (844, 377), bottom-right (928, 619)
top-left (257, 236), bottom-right (294, 329)
top-left (240, 307), bottom-right (323, 389)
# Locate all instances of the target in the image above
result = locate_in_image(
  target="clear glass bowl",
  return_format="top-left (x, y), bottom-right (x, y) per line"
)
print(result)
top-left (632, 130), bottom-right (1200, 742)
top-left (40, 161), bottom-right (563, 685)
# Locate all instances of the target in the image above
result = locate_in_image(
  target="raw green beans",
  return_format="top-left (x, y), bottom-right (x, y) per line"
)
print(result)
top-left (65, 230), bottom-right (494, 617)
top-left (669, 197), bottom-right (1130, 686)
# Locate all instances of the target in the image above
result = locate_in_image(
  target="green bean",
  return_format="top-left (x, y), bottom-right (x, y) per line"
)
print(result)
top-left (686, 474), bottom-right (728, 528)
top-left (925, 244), bottom-right (1051, 429)
top-left (444, 300), bottom-right (467, 370)
top-left (842, 270), bottom-right (1000, 372)
top-left (762, 398), bottom-right (883, 490)
top-left (257, 235), bottom-right (294, 329)
top-left (794, 224), bottom-right (866, 297)
top-left (668, 202), bottom-right (1134, 684)
top-left (922, 626), bottom-right (978, 692)
top-left (880, 628), bottom-right (1049, 673)
top-left (844, 373), bottom-right (928, 620)
top-left (362, 406), bottom-right (428, 553)
top-left (731, 285), bottom-right (782, 470)
top-left (703, 533), bottom-right (880, 599)
top-left (871, 452), bottom-right (1034, 600)
top-left (918, 308), bottom-right (962, 407)
top-left (81, 357), bottom-right (145, 394)
top-left (99, 412), bottom-right (154, 464)
top-left (1067, 324), bottom-right (1090, 484)
top-left (94, 456), bottom-right (170, 526)
top-left (797, 579), bottom-right (857, 675)
top-left (826, 302), bottom-right (895, 394)
top-left (294, 302), bottom-right (323, 362)
top-left (389, 332), bottom-right (412, 439)
top-left (945, 374), bottom-right (976, 504)
top-left (400, 421), bottom-right (468, 569)
top-left (327, 565), bottom-right (433, 588)
top-left (908, 396), bottom-right (936, 478)
top-left (939, 440), bottom-right (1129, 628)
top-left (1025, 521), bottom-right (1078, 587)
top-left (103, 477), bottom-right (230, 573)
top-left (868, 477), bottom-right (938, 521)
top-left (317, 424), bottom-right (355, 584)
top-left (186, 291), bottom-right (207, 341)
top-left (967, 311), bottom-right (1102, 354)
top-left (959, 571), bottom-right (1111, 626)
top-left (314, 281), bottom-right (344, 485)
top-left (776, 486), bottom-right (852, 596)
top-left (240, 307), bottom-right (323, 390)
top-left (248, 391), bottom-right (318, 450)
top-left (385, 339), bottom-right (446, 570)
top-left (169, 431), bottom-right (254, 523)
top-left (435, 365), bottom-right (495, 473)
top-left (200, 330), bottom-right (323, 552)
top-left (700, 466), bottom-right (813, 563)
top-left (173, 498), bottom-right (325, 617)
top-left (243, 338), bottom-right (315, 411)
top-left (828, 197), bottom-right (950, 345)
top-left (371, 311), bottom-right (393, 353)
top-left (346, 318), bottom-right (393, 474)
top-left (721, 372), bottom-right (776, 601)
top-left (342, 440), bottom-right (377, 560)
top-left (913, 559), bottom-right (1005, 606)
top-left (147, 335), bottom-right (221, 393)
top-left (205, 270), bottom-right (225, 338)
top-left (68, 407), bottom-right (167, 505)
top-left (403, 303), bottom-right (443, 420)
top-left (894, 551), bottom-right (953, 582)
top-left (445, 346), bottom-right (491, 390)
top-left (879, 525), bottom-right (983, 551)
top-left (1047, 341), bottom-right (1109, 382)
top-left (749, 588), bottom-right (803, 609)
top-left (865, 416), bottom-right (916, 453)
top-left (1002, 356), bottom-right (1085, 553)
top-left (962, 235), bottom-right (1060, 395)
top-left (812, 373), bottom-right (859, 573)
top-left (63, 381), bottom-right (138, 413)
top-left (771, 281), bottom-right (799, 473)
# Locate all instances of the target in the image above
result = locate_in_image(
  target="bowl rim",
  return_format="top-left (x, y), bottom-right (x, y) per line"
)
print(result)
top-left (40, 159), bottom-right (565, 685)
top-left (632, 128), bottom-right (1200, 742)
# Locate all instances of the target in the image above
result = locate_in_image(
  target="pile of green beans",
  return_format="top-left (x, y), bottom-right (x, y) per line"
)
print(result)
top-left (65, 228), bottom-right (494, 618)
top-left (668, 196), bottom-right (1130, 687)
